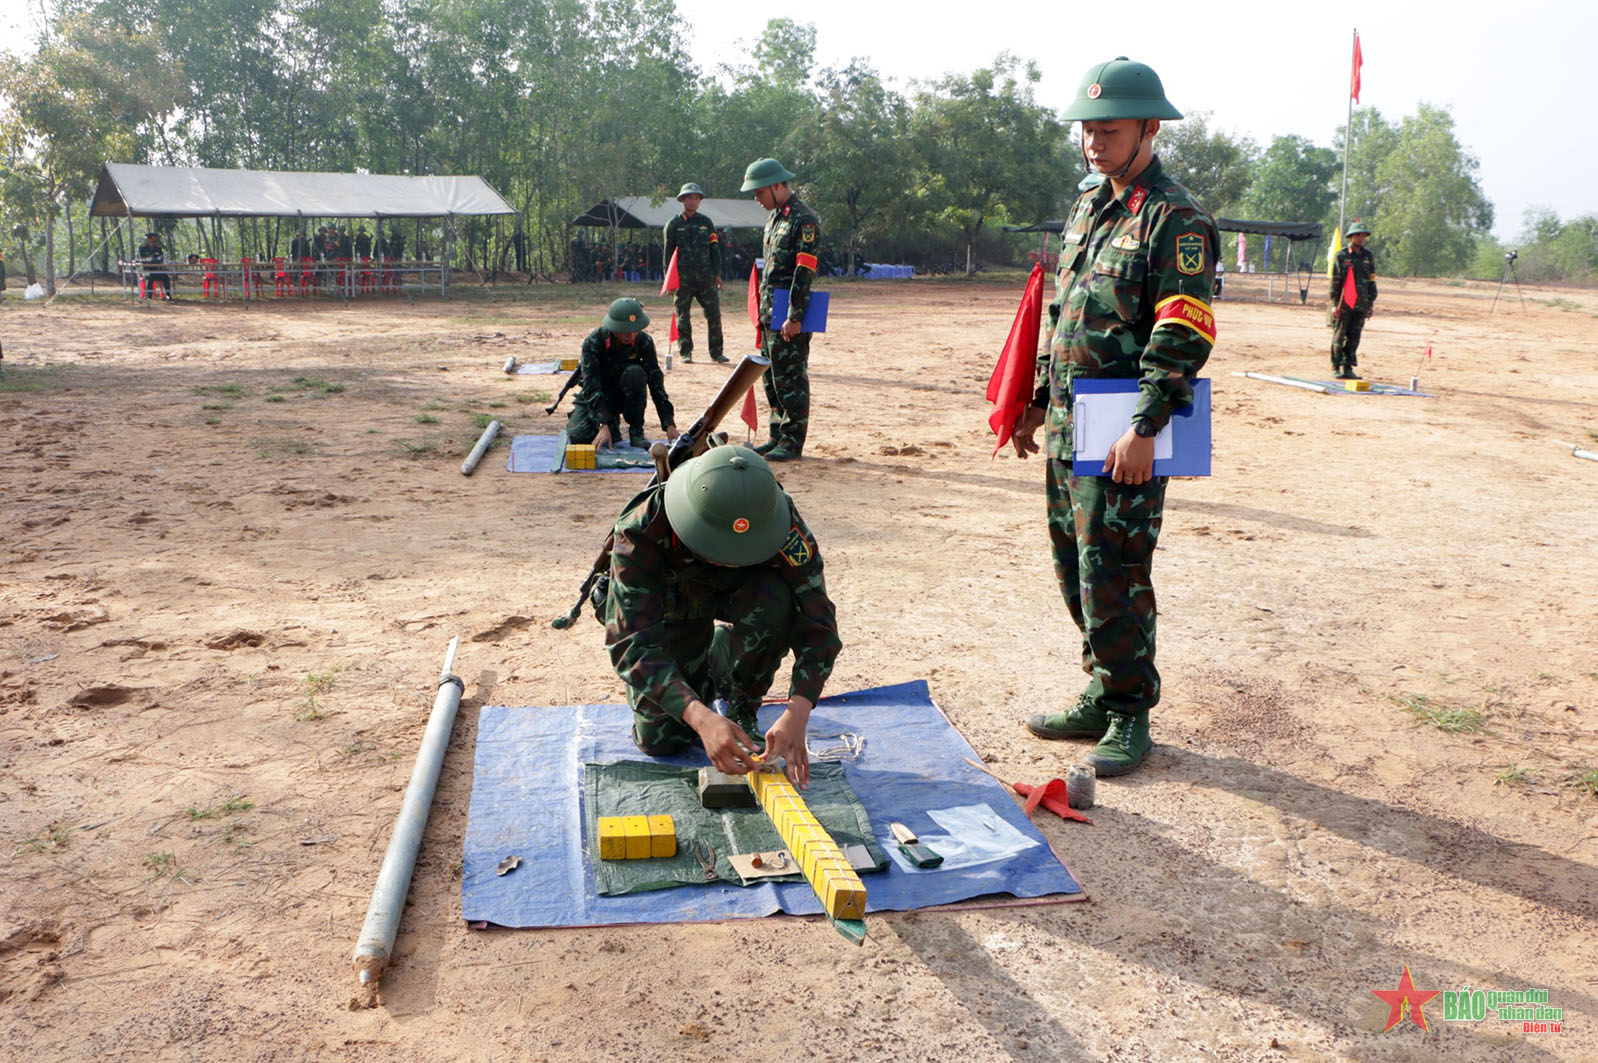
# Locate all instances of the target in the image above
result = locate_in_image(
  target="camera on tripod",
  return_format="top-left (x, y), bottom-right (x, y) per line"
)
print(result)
top-left (1505, 250), bottom-right (1518, 263)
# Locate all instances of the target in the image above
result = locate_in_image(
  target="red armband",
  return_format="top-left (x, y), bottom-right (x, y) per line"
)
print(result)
top-left (795, 252), bottom-right (818, 272)
top-left (1152, 294), bottom-right (1217, 346)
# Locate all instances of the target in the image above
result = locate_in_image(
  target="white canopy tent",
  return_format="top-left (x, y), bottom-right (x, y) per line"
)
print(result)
top-left (571, 195), bottom-right (769, 231)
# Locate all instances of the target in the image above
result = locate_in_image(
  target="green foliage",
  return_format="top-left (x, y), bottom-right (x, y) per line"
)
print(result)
top-left (1155, 111), bottom-right (1256, 219)
top-left (1242, 135), bottom-right (1337, 229)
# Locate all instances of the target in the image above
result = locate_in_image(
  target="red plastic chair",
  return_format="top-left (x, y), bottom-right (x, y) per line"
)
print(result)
top-left (358, 256), bottom-right (376, 295)
top-left (382, 257), bottom-right (400, 294)
top-left (273, 257), bottom-right (290, 297)
top-left (298, 257), bottom-right (316, 296)
top-left (201, 257), bottom-right (223, 299)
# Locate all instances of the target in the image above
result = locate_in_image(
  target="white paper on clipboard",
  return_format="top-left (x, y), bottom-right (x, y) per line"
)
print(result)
top-left (1072, 391), bottom-right (1173, 462)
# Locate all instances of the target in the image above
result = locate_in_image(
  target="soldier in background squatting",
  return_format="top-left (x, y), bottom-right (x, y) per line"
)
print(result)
top-left (1329, 220), bottom-right (1378, 380)
top-left (605, 444), bottom-right (841, 786)
top-left (664, 183), bottom-right (726, 363)
top-left (1008, 57), bottom-right (1218, 777)
top-left (565, 298), bottom-right (679, 450)
top-left (742, 157), bottom-right (821, 463)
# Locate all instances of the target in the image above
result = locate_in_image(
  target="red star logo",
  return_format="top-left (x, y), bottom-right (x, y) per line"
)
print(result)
top-left (1372, 966), bottom-right (1440, 1032)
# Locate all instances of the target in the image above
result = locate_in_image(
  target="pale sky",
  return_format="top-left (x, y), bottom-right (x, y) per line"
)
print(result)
top-left (3, 0), bottom-right (1588, 242)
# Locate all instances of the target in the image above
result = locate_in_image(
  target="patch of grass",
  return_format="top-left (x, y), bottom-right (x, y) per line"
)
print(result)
top-left (1391, 692), bottom-right (1489, 734)
top-left (145, 851), bottom-right (195, 884)
top-left (15, 822), bottom-right (73, 855)
top-left (291, 376), bottom-right (345, 395)
top-left (394, 436), bottom-right (442, 458)
top-left (514, 390), bottom-right (551, 405)
top-left (192, 383), bottom-right (245, 398)
top-left (0, 365), bottom-right (71, 393)
top-left (187, 797), bottom-right (254, 820)
top-left (1495, 763), bottom-right (1540, 786)
top-left (1562, 764), bottom-right (1598, 797)
top-left (299, 666), bottom-right (345, 721)
top-left (472, 412), bottom-right (495, 430)
top-left (487, 401), bottom-right (507, 409)
top-left (204, 417), bottom-right (222, 426)
top-left (252, 435), bottom-right (318, 458)
top-left (339, 741), bottom-right (372, 758)
top-left (1536, 297), bottom-right (1580, 312)
top-left (415, 413), bottom-right (439, 425)
top-left (200, 403), bottom-right (233, 412)
top-left (265, 394), bottom-right (286, 404)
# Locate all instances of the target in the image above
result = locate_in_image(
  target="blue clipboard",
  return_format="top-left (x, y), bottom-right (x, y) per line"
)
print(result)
top-left (1070, 377), bottom-right (1211, 477)
top-left (769, 289), bottom-right (829, 333)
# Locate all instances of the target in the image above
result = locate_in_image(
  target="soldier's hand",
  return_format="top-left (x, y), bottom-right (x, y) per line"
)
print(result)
top-left (664, 424), bottom-right (680, 441)
top-left (1105, 428), bottom-right (1155, 485)
top-left (696, 714), bottom-right (763, 775)
top-left (763, 697), bottom-right (814, 790)
top-left (780, 319), bottom-right (802, 341)
top-left (1010, 406), bottom-right (1046, 459)
top-left (593, 424), bottom-right (612, 450)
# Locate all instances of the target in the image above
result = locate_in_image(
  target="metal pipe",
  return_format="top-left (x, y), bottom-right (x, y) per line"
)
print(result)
top-left (351, 637), bottom-right (464, 989)
top-left (460, 419), bottom-right (502, 476)
top-left (1575, 449), bottom-right (1598, 463)
top-left (1232, 371), bottom-right (1332, 394)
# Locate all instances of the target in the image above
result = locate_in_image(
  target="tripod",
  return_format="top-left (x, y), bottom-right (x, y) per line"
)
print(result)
top-left (1490, 253), bottom-right (1525, 314)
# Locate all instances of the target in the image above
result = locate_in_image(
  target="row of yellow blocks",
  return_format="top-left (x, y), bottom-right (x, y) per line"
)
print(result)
top-left (565, 443), bottom-right (597, 469)
top-left (559, 356), bottom-right (579, 371)
top-left (596, 814), bottom-right (676, 860)
top-left (748, 770), bottom-right (866, 921)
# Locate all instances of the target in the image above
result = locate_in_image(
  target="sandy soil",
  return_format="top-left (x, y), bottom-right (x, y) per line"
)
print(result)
top-left (1, 273), bottom-right (1595, 1062)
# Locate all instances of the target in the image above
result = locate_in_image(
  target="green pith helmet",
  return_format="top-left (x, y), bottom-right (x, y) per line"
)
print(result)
top-left (663, 445), bottom-right (789, 566)
top-left (1061, 57), bottom-right (1182, 122)
top-left (1345, 220), bottom-right (1371, 237)
top-left (602, 297), bottom-right (649, 332)
top-left (677, 182), bottom-right (705, 200)
top-left (740, 157), bottom-right (796, 192)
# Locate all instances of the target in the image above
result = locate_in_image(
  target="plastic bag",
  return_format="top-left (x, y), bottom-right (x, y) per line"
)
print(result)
top-left (24, 283), bottom-right (45, 300)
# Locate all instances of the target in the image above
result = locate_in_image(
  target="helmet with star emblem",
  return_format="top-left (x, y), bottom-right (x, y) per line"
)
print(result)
top-left (740, 158), bottom-right (797, 193)
top-left (601, 297), bottom-right (650, 332)
top-left (663, 445), bottom-right (790, 566)
top-left (1062, 57), bottom-right (1182, 122)
top-left (676, 182), bottom-right (705, 200)
top-left (1345, 220), bottom-right (1371, 237)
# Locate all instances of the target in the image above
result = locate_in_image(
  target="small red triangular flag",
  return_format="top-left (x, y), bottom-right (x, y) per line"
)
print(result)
top-left (740, 386), bottom-right (758, 433)
top-left (660, 249), bottom-right (679, 295)
top-left (746, 263), bottom-right (762, 347)
top-left (668, 312), bottom-right (679, 343)
top-left (1341, 265), bottom-right (1359, 309)
top-left (1425, 343), bottom-right (1432, 360)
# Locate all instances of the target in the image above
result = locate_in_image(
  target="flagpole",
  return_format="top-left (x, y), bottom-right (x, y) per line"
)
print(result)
top-left (1338, 27), bottom-right (1356, 242)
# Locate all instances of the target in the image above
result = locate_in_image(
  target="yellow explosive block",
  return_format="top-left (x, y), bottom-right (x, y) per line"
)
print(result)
top-left (746, 768), bottom-right (867, 921)
top-left (622, 815), bottom-right (651, 860)
top-left (647, 814), bottom-right (676, 858)
top-left (596, 816), bottom-right (626, 861)
top-left (565, 443), bottom-right (596, 469)
top-left (559, 356), bottom-right (579, 371)
top-left (1344, 379), bottom-right (1371, 392)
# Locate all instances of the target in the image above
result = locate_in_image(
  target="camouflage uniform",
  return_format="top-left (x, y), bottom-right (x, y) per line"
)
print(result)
top-left (759, 196), bottom-right (822, 454)
top-left (565, 328), bottom-right (675, 446)
top-left (1329, 245), bottom-right (1377, 374)
top-left (664, 210), bottom-right (723, 361)
top-left (604, 485), bottom-right (841, 753)
top-left (1035, 155), bottom-right (1218, 720)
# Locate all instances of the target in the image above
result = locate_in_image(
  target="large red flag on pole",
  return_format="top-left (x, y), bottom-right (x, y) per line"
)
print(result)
top-left (660, 249), bottom-right (680, 295)
top-left (986, 263), bottom-right (1046, 457)
top-left (1350, 32), bottom-right (1363, 102)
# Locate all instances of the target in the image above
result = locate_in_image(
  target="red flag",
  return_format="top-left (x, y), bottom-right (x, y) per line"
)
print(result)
top-left (1341, 265), bottom-right (1358, 309)
top-left (740, 386), bottom-right (758, 433)
top-left (1351, 32), bottom-right (1363, 103)
top-left (668, 312), bottom-right (679, 343)
top-left (746, 263), bottom-right (761, 346)
top-left (660, 248), bottom-right (679, 294)
top-left (1425, 343), bottom-right (1432, 361)
top-left (986, 264), bottom-right (1046, 457)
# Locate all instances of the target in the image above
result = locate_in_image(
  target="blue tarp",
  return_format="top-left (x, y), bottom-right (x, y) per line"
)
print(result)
top-left (461, 680), bottom-right (1083, 928)
top-left (506, 434), bottom-right (656, 474)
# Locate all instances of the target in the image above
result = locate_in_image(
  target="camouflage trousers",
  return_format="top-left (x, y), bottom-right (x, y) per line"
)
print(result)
top-left (1046, 455), bottom-right (1165, 717)
top-left (614, 568), bottom-right (795, 755)
top-left (761, 328), bottom-right (811, 453)
top-left (673, 283), bottom-right (723, 360)
top-left (564, 365), bottom-right (648, 443)
top-left (1331, 310), bottom-right (1366, 370)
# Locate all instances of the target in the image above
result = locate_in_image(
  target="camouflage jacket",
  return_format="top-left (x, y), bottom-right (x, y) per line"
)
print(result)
top-left (1033, 156), bottom-right (1218, 460)
top-left (759, 194), bottom-right (821, 327)
top-left (664, 211), bottom-right (721, 287)
top-left (572, 328), bottom-right (675, 428)
top-left (1330, 246), bottom-right (1378, 314)
top-left (605, 486), bottom-right (841, 720)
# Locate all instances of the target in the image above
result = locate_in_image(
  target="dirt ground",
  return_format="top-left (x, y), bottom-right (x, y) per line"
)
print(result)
top-left (2, 272), bottom-right (1595, 1062)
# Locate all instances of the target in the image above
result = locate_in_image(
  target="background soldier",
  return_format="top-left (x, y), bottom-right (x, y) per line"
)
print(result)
top-left (742, 158), bottom-right (820, 462)
top-left (1330, 220), bottom-right (1378, 380)
top-left (136, 231), bottom-right (173, 300)
top-left (604, 443), bottom-right (841, 785)
top-left (354, 226), bottom-right (372, 259)
top-left (565, 297), bottom-right (679, 450)
top-left (663, 182), bottom-right (725, 363)
top-left (1009, 58), bottom-right (1219, 777)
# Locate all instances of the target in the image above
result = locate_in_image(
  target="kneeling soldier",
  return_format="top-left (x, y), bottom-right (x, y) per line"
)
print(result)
top-left (604, 444), bottom-right (841, 787)
top-left (566, 297), bottom-right (679, 449)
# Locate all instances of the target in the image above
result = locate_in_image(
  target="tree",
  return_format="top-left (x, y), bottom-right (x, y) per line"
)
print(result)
top-left (1154, 111), bottom-right (1256, 219)
top-left (1241, 135), bottom-right (1337, 224)
top-left (913, 55), bottom-right (1063, 275)
top-left (1368, 104), bottom-right (1492, 276)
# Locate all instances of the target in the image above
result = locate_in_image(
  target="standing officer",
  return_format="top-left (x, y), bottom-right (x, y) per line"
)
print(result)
top-left (137, 232), bottom-right (173, 300)
top-left (743, 158), bottom-right (821, 462)
top-left (664, 183), bottom-right (725, 363)
top-left (1329, 220), bottom-right (1377, 380)
top-left (1008, 58), bottom-right (1218, 777)
top-left (565, 297), bottom-right (679, 450)
top-left (605, 443), bottom-right (841, 784)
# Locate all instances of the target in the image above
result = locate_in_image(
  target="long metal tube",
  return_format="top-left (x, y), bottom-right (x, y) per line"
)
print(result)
top-left (460, 420), bottom-right (502, 476)
top-left (1232, 371), bottom-right (1332, 394)
top-left (351, 637), bottom-right (464, 988)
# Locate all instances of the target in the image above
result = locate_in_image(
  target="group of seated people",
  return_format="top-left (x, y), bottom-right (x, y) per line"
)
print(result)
top-left (287, 225), bottom-right (405, 263)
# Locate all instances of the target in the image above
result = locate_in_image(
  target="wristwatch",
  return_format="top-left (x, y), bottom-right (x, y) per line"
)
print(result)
top-left (1132, 418), bottom-right (1159, 439)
